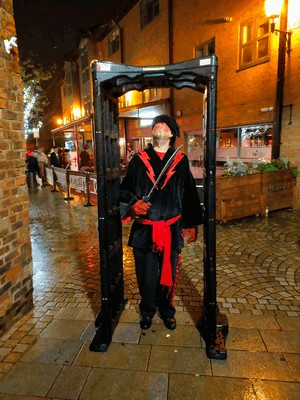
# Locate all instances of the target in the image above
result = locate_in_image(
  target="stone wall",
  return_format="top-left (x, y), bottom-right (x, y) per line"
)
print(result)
top-left (0, 0), bottom-right (33, 335)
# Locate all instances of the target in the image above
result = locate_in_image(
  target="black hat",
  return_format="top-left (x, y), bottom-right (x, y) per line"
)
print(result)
top-left (152, 114), bottom-right (180, 139)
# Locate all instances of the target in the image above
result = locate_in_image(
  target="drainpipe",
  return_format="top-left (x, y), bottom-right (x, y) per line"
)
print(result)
top-left (272, 0), bottom-right (289, 159)
top-left (168, 0), bottom-right (174, 116)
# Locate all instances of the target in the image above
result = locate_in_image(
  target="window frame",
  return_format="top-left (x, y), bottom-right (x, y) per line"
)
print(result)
top-left (239, 17), bottom-right (270, 69)
top-left (140, 0), bottom-right (160, 28)
top-left (195, 37), bottom-right (215, 58)
top-left (108, 28), bottom-right (120, 56)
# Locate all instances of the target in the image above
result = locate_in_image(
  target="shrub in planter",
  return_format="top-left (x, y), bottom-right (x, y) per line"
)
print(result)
top-left (256, 158), bottom-right (298, 177)
top-left (223, 158), bottom-right (249, 176)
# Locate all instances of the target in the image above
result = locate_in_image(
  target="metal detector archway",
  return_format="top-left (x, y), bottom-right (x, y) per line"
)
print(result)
top-left (89, 56), bottom-right (227, 359)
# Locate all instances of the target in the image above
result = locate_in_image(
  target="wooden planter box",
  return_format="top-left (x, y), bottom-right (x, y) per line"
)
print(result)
top-left (261, 170), bottom-right (297, 212)
top-left (216, 170), bottom-right (297, 223)
top-left (216, 173), bottom-right (262, 223)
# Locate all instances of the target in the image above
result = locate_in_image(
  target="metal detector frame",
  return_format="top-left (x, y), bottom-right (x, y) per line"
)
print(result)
top-left (89, 56), bottom-right (227, 359)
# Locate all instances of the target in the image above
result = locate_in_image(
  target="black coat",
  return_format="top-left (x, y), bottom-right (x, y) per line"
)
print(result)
top-left (27, 155), bottom-right (39, 173)
top-left (120, 146), bottom-right (203, 249)
top-left (50, 151), bottom-right (59, 167)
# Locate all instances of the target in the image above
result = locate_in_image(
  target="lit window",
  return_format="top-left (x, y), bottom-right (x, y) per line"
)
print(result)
top-left (141, 0), bottom-right (159, 28)
top-left (217, 124), bottom-right (273, 163)
top-left (240, 18), bottom-right (270, 69)
top-left (142, 88), bottom-right (159, 103)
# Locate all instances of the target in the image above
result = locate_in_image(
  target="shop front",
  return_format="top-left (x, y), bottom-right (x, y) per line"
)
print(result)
top-left (51, 115), bottom-right (94, 171)
top-left (185, 123), bottom-right (273, 179)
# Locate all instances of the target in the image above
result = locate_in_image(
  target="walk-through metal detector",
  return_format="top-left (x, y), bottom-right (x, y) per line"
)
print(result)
top-left (89, 56), bottom-right (228, 359)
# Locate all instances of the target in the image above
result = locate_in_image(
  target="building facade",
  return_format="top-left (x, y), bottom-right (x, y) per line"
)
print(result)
top-left (53, 0), bottom-right (299, 199)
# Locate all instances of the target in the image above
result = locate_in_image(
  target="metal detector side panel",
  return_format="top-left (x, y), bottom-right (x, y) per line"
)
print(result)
top-left (89, 84), bottom-right (127, 352)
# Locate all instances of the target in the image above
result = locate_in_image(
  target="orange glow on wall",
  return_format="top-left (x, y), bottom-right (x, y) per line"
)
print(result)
top-left (72, 105), bottom-right (81, 120)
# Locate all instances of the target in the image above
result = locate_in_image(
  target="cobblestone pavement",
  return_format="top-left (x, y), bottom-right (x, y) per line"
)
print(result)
top-left (0, 186), bottom-right (299, 399)
top-left (29, 186), bottom-right (300, 318)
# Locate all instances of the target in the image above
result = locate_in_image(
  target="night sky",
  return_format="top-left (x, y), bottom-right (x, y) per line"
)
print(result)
top-left (13, 0), bottom-right (137, 66)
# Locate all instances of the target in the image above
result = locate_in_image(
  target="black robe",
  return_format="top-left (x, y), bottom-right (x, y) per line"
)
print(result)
top-left (120, 146), bottom-right (203, 250)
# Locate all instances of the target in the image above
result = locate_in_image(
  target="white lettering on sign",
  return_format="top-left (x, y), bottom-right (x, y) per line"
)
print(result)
top-left (142, 66), bottom-right (166, 71)
top-left (69, 175), bottom-right (86, 192)
top-left (199, 58), bottom-right (211, 66)
top-left (98, 63), bottom-right (111, 71)
top-left (55, 171), bottom-right (67, 190)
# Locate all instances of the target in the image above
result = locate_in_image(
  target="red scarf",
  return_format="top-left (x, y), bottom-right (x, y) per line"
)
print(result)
top-left (137, 214), bottom-right (180, 286)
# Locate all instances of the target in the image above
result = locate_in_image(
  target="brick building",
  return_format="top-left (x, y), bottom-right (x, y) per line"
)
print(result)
top-left (0, 0), bottom-right (33, 335)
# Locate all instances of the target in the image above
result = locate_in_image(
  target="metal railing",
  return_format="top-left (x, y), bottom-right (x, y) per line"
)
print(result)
top-left (45, 166), bottom-right (96, 207)
top-left (45, 165), bottom-right (204, 209)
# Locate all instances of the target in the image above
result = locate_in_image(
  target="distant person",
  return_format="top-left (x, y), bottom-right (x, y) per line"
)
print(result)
top-left (62, 148), bottom-right (70, 168)
top-left (35, 148), bottom-right (48, 186)
top-left (26, 149), bottom-right (40, 187)
top-left (80, 144), bottom-right (91, 171)
top-left (49, 146), bottom-right (59, 167)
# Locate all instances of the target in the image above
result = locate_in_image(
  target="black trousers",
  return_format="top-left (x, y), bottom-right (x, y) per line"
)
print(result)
top-left (133, 247), bottom-right (180, 319)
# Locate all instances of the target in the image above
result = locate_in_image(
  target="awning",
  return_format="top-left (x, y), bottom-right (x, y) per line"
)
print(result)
top-left (51, 114), bottom-right (93, 135)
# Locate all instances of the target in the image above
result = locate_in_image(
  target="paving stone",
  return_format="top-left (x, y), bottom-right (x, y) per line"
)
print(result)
top-left (148, 346), bottom-right (211, 375)
top-left (20, 337), bottom-right (83, 365)
top-left (47, 365), bottom-right (91, 399)
top-left (169, 375), bottom-right (256, 400)
top-left (211, 350), bottom-right (294, 381)
top-left (139, 324), bottom-right (202, 348)
top-left (0, 362), bottom-right (62, 397)
top-left (275, 316), bottom-right (300, 331)
top-left (253, 380), bottom-right (300, 400)
top-left (225, 327), bottom-right (267, 352)
top-left (260, 329), bottom-right (300, 353)
top-left (80, 368), bottom-right (168, 400)
top-left (283, 353), bottom-right (300, 382)
top-left (74, 342), bottom-right (151, 370)
top-left (112, 322), bottom-right (141, 344)
top-left (40, 319), bottom-right (88, 340)
top-left (227, 314), bottom-right (280, 330)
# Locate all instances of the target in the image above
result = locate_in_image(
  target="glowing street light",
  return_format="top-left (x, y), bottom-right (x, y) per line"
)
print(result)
top-left (265, 0), bottom-right (284, 19)
top-left (265, 0), bottom-right (292, 53)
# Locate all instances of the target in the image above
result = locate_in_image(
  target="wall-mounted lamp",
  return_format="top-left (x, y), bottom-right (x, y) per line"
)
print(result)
top-left (260, 107), bottom-right (274, 113)
top-left (205, 17), bottom-right (232, 24)
top-left (265, 0), bottom-right (292, 53)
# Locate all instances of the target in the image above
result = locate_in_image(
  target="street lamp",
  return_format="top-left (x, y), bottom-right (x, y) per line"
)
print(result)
top-left (265, 0), bottom-right (292, 53)
top-left (265, 0), bottom-right (292, 159)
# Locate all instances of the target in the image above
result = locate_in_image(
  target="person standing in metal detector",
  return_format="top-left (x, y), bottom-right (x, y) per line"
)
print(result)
top-left (120, 114), bottom-right (203, 330)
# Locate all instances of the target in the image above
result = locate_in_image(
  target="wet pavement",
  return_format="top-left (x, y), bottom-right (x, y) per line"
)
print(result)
top-left (0, 185), bottom-right (299, 399)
